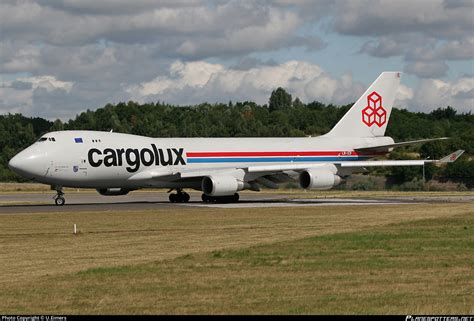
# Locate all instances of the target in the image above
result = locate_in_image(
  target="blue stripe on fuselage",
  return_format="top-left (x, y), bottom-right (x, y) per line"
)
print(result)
top-left (187, 156), bottom-right (365, 163)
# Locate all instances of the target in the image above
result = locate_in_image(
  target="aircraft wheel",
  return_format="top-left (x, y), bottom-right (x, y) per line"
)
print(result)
top-left (201, 193), bottom-right (211, 203)
top-left (215, 196), bottom-right (228, 203)
top-left (169, 193), bottom-right (177, 203)
top-left (232, 193), bottom-right (240, 202)
top-left (182, 192), bottom-right (190, 203)
top-left (55, 196), bottom-right (65, 206)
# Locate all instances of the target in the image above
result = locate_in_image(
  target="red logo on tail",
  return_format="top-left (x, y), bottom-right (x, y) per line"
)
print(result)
top-left (362, 91), bottom-right (386, 127)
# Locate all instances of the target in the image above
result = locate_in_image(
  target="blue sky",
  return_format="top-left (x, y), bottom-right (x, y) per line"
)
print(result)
top-left (1, 0), bottom-right (473, 120)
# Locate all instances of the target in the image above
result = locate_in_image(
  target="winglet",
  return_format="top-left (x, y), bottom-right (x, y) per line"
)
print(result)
top-left (438, 150), bottom-right (465, 163)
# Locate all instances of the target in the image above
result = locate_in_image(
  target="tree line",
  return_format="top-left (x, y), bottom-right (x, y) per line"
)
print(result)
top-left (0, 88), bottom-right (472, 187)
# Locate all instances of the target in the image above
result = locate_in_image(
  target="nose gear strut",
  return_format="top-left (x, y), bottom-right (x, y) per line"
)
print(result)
top-left (53, 188), bottom-right (65, 206)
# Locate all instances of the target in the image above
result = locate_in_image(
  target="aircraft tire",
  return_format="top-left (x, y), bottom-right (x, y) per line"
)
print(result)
top-left (201, 194), bottom-right (239, 203)
top-left (182, 192), bottom-right (190, 202)
top-left (201, 193), bottom-right (211, 203)
top-left (55, 196), bottom-right (65, 206)
top-left (169, 193), bottom-right (177, 203)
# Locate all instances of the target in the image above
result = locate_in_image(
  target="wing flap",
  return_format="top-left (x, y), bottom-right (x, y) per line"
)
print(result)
top-left (340, 160), bottom-right (425, 167)
top-left (341, 150), bottom-right (464, 167)
top-left (247, 163), bottom-right (336, 173)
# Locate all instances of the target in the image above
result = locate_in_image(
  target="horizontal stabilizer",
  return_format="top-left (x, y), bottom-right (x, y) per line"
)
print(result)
top-left (355, 137), bottom-right (449, 153)
top-left (437, 150), bottom-right (464, 163)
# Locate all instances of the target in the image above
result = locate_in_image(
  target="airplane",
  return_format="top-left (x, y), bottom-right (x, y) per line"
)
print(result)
top-left (8, 72), bottom-right (464, 206)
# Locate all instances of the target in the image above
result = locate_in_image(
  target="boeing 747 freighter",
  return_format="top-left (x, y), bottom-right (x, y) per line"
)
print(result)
top-left (8, 72), bottom-right (463, 205)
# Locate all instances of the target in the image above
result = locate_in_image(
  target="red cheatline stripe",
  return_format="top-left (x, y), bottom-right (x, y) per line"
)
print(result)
top-left (186, 151), bottom-right (385, 157)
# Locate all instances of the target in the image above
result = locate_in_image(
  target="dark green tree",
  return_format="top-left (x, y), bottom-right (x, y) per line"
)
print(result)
top-left (0, 101), bottom-right (472, 188)
top-left (50, 119), bottom-right (64, 131)
top-left (292, 97), bottom-right (304, 109)
top-left (268, 87), bottom-right (292, 112)
top-left (430, 106), bottom-right (457, 120)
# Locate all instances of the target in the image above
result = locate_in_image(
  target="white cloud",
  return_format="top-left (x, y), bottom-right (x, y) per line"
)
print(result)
top-left (0, 41), bottom-right (41, 73)
top-left (395, 84), bottom-right (414, 106)
top-left (17, 75), bottom-right (73, 92)
top-left (0, 1), bottom-right (472, 119)
top-left (40, 0), bottom-right (201, 15)
top-left (0, 86), bottom-right (31, 114)
top-left (126, 60), bottom-right (365, 106)
top-left (359, 37), bottom-right (407, 58)
top-left (412, 76), bottom-right (474, 112)
top-left (131, 61), bottom-right (225, 96)
top-left (0, 1), bottom-right (318, 57)
top-left (323, 0), bottom-right (474, 79)
top-left (436, 38), bottom-right (474, 60)
top-left (404, 60), bottom-right (449, 78)
top-left (128, 60), bottom-right (473, 114)
top-left (0, 75), bottom-right (74, 117)
top-left (2, 60), bottom-right (472, 120)
top-left (332, 0), bottom-right (473, 39)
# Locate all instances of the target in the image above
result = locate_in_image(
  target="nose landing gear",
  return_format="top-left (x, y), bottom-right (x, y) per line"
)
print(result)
top-left (53, 189), bottom-right (65, 206)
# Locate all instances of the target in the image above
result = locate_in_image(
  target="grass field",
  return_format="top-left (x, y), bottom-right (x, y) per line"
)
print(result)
top-left (0, 202), bottom-right (472, 314)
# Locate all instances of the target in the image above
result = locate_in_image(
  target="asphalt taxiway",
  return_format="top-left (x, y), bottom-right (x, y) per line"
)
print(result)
top-left (0, 190), bottom-right (472, 214)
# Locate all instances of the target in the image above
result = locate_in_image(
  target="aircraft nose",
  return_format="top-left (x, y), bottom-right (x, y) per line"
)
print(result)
top-left (8, 153), bottom-right (29, 177)
top-left (8, 149), bottom-right (47, 179)
top-left (8, 154), bottom-right (24, 174)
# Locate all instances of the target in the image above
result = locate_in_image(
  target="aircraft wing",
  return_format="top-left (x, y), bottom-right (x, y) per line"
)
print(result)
top-left (247, 150), bottom-right (464, 171)
top-left (355, 137), bottom-right (449, 153)
top-left (340, 149), bottom-right (464, 167)
top-left (127, 150), bottom-right (464, 183)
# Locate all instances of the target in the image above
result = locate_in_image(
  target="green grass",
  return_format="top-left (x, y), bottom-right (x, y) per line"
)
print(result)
top-left (1, 210), bottom-right (472, 314)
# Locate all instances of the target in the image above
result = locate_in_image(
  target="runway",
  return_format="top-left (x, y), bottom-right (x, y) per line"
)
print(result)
top-left (0, 190), bottom-right (472, 214)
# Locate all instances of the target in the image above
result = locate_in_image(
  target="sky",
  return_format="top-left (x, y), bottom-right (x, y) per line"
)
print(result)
top-left (0, 0), bottom-right (473, 120)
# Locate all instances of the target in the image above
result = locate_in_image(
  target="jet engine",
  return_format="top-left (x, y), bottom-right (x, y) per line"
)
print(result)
top-left (96, 188), bottom-right (131, 196)
top-left (299, 169), bottom-right (341, 190)
top-left (201, 175), bottom-right (244, 196)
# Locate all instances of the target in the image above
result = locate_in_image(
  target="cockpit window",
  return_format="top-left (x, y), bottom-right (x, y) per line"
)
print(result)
top-left (37, 137), bottom-right (56, 142)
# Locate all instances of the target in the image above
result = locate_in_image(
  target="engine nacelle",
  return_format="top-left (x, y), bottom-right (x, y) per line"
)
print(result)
top-left (299, 169), bottom-right (341, 190)
top-left (96, 188), bottom-right (131, 196)
top-left (201, 175), bottom-right (244, 196)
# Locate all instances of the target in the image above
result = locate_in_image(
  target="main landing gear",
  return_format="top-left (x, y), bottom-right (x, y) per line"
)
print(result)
top-left (201, 193), bottom-right (239, 203)
top-left (168, 190), bottom-right (240, 203)
top-left (53, 189), bottom-right (65, 206)
top-left (168, 189), bottom-right (190, 203)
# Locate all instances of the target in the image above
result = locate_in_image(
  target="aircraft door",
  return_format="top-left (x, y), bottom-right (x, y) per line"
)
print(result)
top-left (80, 158), bottom-right (88, 176)
top-left (45, 159), bottom-right (54, 177)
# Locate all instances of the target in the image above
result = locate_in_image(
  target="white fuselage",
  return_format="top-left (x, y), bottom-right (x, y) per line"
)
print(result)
top-left (9, 130), bottom-right (393, 189)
